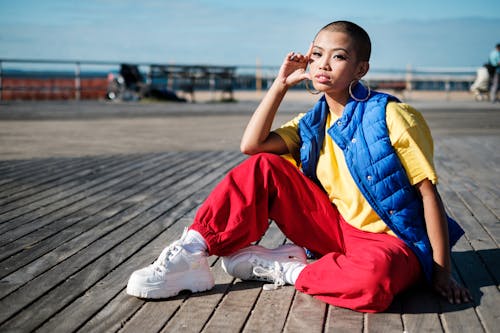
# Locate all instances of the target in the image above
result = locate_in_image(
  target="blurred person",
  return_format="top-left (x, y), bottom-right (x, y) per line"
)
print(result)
top-left (470, 64), bottom-right (490, 100)
top-left (126, 20), bottom-right (471, 313)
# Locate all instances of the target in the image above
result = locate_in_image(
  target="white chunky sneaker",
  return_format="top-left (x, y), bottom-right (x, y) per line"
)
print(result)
top-left (221, 244), bottom-right (307, 290)
top-left (127, 236), bottom-right (214, 299)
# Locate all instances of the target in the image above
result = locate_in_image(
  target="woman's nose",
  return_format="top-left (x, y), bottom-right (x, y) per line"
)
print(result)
top-left (318, 58), bottom-right (331, 70)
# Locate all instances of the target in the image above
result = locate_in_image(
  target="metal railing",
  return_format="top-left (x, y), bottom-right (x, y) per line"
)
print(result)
top-left (0, 58), bottom-right (478, 101)
top-left (0, 59), bottom-right (121, 101)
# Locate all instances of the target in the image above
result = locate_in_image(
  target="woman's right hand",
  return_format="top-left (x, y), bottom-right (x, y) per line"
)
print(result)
top-left (278, 44), bottom-right (313, 87)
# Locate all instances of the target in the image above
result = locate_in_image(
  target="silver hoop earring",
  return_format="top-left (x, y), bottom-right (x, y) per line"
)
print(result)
top-left (349, 80), bottom-right (370, 102)
top-left (305, 80), bottom-right (321, 95)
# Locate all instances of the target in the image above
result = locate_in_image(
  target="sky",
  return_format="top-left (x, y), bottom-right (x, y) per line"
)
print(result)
top-left (0, 0), bottom-right (499, 70)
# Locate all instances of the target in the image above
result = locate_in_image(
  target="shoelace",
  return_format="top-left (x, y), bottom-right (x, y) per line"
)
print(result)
top-left (152, 241), bottom-right (182, 273)
top-left (151, 228), bottom-right (189, 273)
top-left (252, 261), bottom-right (285, 291)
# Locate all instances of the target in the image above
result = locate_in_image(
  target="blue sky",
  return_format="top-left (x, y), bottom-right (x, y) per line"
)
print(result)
top-left (0, 0), bottom-right (499, 70)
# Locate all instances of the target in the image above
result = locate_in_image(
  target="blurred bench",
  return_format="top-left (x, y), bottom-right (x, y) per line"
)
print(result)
top-left (150, 64), bottom-right (236, 102)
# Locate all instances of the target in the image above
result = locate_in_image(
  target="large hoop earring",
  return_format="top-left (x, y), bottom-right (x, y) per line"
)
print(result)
top-left (305, 80), bottom-right (321, 95)
top-left (349, 80), bottom-right (371, 102)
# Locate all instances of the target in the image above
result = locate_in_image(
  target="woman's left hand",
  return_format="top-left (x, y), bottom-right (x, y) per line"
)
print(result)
top-left (277, 43), bottom-right (313, 87)
top-left (432, 263), bottom-right (472, 304)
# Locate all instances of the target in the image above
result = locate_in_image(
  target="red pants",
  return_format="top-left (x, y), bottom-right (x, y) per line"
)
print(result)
top-left (190, 153), bottom-right (422, 312)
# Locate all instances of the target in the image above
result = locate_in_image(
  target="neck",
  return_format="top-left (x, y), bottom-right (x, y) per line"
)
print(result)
top-left (325, 93), bottom-right (348, 117)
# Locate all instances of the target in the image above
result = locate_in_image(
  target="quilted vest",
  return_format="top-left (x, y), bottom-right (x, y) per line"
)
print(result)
top-left (298, 83), bottom-right (464, 281)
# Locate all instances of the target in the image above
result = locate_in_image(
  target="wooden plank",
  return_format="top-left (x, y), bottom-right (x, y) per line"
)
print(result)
top-left (154, 259), bottom-right (235, 333)
top-left (241, 286), bottom-right (296, 333)
top-left (283, 291), bottom-right (326, 333)
top-left (73, 156), bottom-right (244, 333)
top-left (0, 130), bottom-right (495, 332)
top-left (438, 261), bottom-right (485, 333)
top-left (71, 221), bottom-right (199, 333)
top-left (0, 152), bottom-right (166, 233)
top-left (0, 152), bottom-right (218, 300)
top-left (201, 279), bottom-right (262, 333)
top-left (365, 298), bottom-right (403, 333)
top-left (0, 156), bottom-right (80, 188)
top-left (240, 223), bottom-right (296, 333)
top-left (454, 190), bottom-right (499, 246)
top-left (439, 184), bottom-right (498, 332)
top-left (0, 158), bottom-right (45, 173)
top-left (0, 154), bottom-right (121, 205)
top-left (436, 136), bottom-right (499, 197)
top-left (32, 153), bottom-right (244, 333)
top-left (452, 190), bottom-right (500, 284)
top-left (436, 137), bottom-right (499, 243)
top-left (0, 152), bottom-right (242, 331)
top-left (19, 219), bottom-right (191, 333)
top-left (439, 184), bottom-right (496, 252)
top-left (401, 286), bottom-right (442, 332)
top-left (0, 152), bottom-right (198, 275)
top-left (73, 220), bottom-right (208, 333)
top-left (0, 153), bottom-right (175, 267)
top-left (0, 154), bottom-right (130, 213)
top-left (469, 186), bottom-right (500, 221)
top-left (155, 223), bottom-right (286, 333)
top-left (0, 153), bottom-right (184, 253)
top-left (450, 239), bottom-right (499, 333)
top-left (324, 306), bottom-right (363, 333)
top-left (194, 223), bottom-right (287, 333)
top-left (84, 165), bottom-right (237, 333)
top-left (0, 154), bottom-right (157, 237)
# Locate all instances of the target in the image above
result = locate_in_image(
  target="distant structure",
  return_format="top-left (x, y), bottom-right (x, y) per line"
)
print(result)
top-left (0, 59), bottom-right (478, 101)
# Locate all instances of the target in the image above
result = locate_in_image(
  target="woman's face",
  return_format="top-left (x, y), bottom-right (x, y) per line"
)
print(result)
top-left (309, 30), bottom-right (368, 97)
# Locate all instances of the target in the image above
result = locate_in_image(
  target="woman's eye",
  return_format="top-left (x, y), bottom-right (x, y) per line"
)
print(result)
top-left (311, 52), bottom-right (322, 58)
top-left (333, 54), bottom-right (347, 60)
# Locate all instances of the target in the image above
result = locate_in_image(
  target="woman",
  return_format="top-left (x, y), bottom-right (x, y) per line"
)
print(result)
top-left (127, 20), bottom-right (471, 312)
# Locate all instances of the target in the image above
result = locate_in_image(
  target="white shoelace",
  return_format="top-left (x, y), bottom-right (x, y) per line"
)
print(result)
top-left (252, 261), bottom-right (286, 291)
top-left (152, 228), bottom-right (189, 273)
top-left (152, 241), bottom-right (182, 273)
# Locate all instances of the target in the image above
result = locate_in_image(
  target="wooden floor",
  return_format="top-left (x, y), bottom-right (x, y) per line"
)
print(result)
top-left (0, 137), bottom-right (498, 332)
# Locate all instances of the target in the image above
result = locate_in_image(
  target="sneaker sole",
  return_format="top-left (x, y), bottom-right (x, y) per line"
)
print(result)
top-left (126, 269), bottom-right (215, 299)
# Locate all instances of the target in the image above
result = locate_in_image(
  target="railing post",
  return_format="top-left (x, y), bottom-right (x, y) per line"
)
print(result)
top-left (445, 79), bottom-right (451, 101)
top-left (75, 61), bottom-right (81, 100)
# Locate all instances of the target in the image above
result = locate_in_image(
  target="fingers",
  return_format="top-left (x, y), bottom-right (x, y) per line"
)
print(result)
top-left (456, 284), bottom-right (472, 304)
top-left (438, 282), bottom-right (472, 304)
top-left (279, 47), bottom-right (312, 86)
top-left (287, 43), bottom-right (313, 63)
top-left (287, 51), bottom-right (308, 63)
top-left (436, 284), bottom-right (454, 304)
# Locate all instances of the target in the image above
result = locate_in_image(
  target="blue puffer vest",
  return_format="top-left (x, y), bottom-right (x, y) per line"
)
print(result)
top-left (298, 83), bottom-right (464, 281)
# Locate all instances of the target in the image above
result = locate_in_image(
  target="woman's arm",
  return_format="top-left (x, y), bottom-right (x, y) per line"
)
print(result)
top-left (240, 79), bottom-right (290, 155)
top-left (416, 179), bottom-right (472, 304)
top-left (240, 47), bottom-right (312, 155)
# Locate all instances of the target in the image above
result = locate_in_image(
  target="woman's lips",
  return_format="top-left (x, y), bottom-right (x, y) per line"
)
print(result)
top-left (315, 74), bottom-right (331, 84)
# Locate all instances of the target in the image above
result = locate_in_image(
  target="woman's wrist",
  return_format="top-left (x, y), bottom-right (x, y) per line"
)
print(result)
top-left (265, 78), bottom-right (289, 99)
top-left (433, 261), bottom-right (452, 275)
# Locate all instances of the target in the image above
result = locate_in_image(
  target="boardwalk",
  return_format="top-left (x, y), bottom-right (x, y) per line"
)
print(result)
top-left (0, 98), bottom-right (499, 332)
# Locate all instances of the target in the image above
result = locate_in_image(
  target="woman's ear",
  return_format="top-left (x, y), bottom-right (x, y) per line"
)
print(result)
top-left (356, 61), bottom-right (370, 79)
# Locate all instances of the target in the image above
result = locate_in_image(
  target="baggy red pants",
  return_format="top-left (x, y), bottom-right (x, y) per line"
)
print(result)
top-left (190, 153), bottom-right (422, 312)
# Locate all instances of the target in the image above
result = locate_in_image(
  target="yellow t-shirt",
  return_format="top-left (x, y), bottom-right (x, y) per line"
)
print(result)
top-left (274, 101), bottom-right (437, 235)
